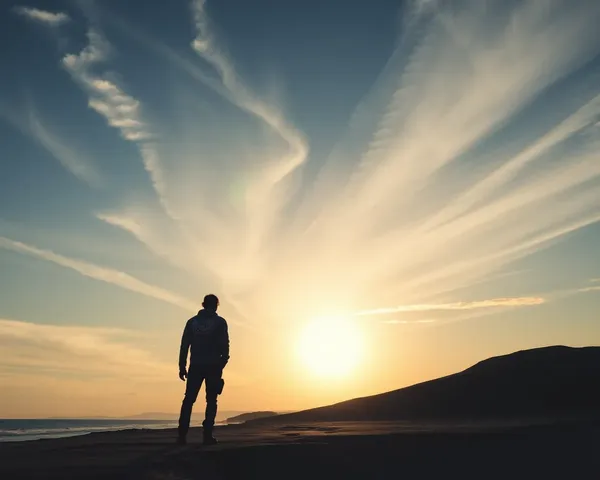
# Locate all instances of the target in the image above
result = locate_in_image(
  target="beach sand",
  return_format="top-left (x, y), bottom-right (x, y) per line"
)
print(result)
top-left (0, 419), bottom-right (598, 479)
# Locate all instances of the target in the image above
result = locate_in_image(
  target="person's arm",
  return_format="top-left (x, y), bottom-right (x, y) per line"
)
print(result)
top-left (179, 320), bottom-right (191, 380)
top-left (220, 320), bottom-right (230, 368)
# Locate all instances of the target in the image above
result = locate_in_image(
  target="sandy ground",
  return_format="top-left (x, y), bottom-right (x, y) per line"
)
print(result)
top-left (1, 419), bottom-right (599, 479)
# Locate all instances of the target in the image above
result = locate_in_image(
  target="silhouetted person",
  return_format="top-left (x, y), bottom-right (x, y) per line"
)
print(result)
top-left (178, 294), bottom-right (229, 445)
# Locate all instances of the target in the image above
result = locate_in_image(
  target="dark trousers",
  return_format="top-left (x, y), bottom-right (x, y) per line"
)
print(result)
top-left (178, 364), bottom-right (222, 438)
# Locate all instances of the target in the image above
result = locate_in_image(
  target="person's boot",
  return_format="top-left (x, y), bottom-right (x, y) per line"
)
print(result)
top-left (203, 428), bottom-right (218, 446)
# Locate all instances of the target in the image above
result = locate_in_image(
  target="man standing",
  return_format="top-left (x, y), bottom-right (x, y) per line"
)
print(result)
top-left (178, 294), bottom-right (229, 445)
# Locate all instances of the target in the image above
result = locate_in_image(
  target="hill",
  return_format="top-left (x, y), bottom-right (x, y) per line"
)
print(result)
top-left (254, 346), bottom-right (600, 423)
top-left (226, 411), bottom-right (278, 423)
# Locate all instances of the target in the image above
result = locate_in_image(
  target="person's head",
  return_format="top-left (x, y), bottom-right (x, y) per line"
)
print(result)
top-left (202, 294), bottom-right (220, 312)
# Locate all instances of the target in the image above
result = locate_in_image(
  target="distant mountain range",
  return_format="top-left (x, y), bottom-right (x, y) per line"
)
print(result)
top-left (252, 346), bottom-right (600, 423)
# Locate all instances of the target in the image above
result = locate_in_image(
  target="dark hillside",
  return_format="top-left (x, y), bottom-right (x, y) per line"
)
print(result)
top-left (255, 346), bottom-right (600, 423)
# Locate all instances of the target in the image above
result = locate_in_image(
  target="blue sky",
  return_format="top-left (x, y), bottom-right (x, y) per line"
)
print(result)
top-left (1, 0), bottom-right (600, 417)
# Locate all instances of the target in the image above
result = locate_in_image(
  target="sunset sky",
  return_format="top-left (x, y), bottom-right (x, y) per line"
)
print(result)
top-left (1, 0), bottom-right (600, 418)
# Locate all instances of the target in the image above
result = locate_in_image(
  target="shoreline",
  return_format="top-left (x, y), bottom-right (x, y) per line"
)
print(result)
top-left (0, 419), bottom-right (234, 443)
top-left (1, 419), bottom-right (598, 479)
top-left (1, 413), bottom-right (593, 443)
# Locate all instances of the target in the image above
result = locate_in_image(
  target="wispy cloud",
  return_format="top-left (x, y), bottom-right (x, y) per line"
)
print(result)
top-left (579, 278), bottom-right (600, 293)
top-left (580, 286), bottom-right (600, 293)
top-left (11, 0), bottom-right (598, 330)
top-left (0, 318), bottom-right (166, 378)
top-left (13, 6), bottom-right (70, 26)
top-left (408, 0), bottom-right (439, 19)
top-left (27, 108), bottom-right (103, 187)
top-left (63, 37), bottom-right (150, 142)
top-left (187, 0), bottom-right (309, 263)
top-left (283, 0), bottom-right (600, 309)
top-left (95, 210), bottom-right (199, 275)
top-left (91, 1), bottom-right (310, 302)
top-left (0, 317), bottom-right (174, 417)
top-left (0, 103), bottom-right (102, 187)
top-left (355, 297), bottom-right (545, 317)
top-left (0, 317), bottom-right (248, 384)
top-left (0, 236), bottom-right (197, 312)
top-left (61, 30), bottom-right (170, 211)
top-left (0, 317), bottom-right (248, 417)
top-left (190, 0), bottom-right (308, 185)
top-left (383, 319), bottom-right (436, 325)
top-left (92, 0), bottom-right (600, 327)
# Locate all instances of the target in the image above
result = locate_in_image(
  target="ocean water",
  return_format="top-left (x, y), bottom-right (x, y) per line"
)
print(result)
top-left (0, 418), bottom-right (202, 442)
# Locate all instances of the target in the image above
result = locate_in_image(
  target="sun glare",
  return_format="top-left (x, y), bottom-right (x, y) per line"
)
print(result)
top-left (297, 316), bottom-right (364, 378)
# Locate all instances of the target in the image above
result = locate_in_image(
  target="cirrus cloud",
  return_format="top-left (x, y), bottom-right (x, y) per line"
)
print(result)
top-left (355, 296), bottom-right (546, 317)
top-left (13, 6), bottom-right (70, 26)
top-left (0, 236), bottom-right (197, 312)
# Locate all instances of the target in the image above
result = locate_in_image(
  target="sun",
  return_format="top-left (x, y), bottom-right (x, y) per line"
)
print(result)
top-left (297, 315), bottom-right (364, 378)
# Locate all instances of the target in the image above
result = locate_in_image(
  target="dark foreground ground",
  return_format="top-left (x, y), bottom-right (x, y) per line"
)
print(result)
top-left (1, 419), bottom-right (599, 479)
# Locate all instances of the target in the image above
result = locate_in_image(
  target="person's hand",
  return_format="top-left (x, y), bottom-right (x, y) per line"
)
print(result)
top-left (179, 367), bottom-right (187, 381)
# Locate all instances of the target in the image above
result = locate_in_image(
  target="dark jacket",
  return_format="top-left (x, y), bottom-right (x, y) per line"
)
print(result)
top-left (179, 309), bottom-right (229, 370)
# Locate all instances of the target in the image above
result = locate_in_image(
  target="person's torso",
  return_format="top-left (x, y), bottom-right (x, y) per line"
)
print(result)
top-left (188, 311), bottom-right (225, 365)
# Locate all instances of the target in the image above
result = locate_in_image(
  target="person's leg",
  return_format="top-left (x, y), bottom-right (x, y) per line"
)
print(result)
top-left (203, 367), bottom-right (222, 443)
top-left (178, 366), bottom-right (204, 440)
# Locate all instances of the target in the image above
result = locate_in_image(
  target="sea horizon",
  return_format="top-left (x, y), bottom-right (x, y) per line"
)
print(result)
top-left (0, 416), bottom-right (242, 443)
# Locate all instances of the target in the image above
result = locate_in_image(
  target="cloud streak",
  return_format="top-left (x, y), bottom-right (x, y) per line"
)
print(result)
top-left (90, 1), bottom-right (311, 307)
top-left (0, 318), bottom-right (166, 378)
top-left (8, 0), bottom-right (600, 330)
top-left (579, 279), bottom-right (600, 293)
top-left (383, 319), bottom-right (436, 325)
top-left (13, 6), bottom-right (70, 26)
top-left (281, 0), bottom-right (600, 309)
top-left (0, 317), bottom-right (248, 418)
top-left (580, 286), bottom-right (600, 293)
top-left (0, 103), bottom-right (102, 187)
top-left (355, 297), bottom-right (546, 317)
top-left (187, 0), bottom-right (309, 265)
top-left (0, 236), bottom-right (197, 312)
top-left (61, 29), bottom-right (170, 212)
top-left (27, 108), bottom-right (103, 187)
top-left (88, 0), bottom-right (600, 327)
top-left (190, 0), bottom-right (308, 185)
